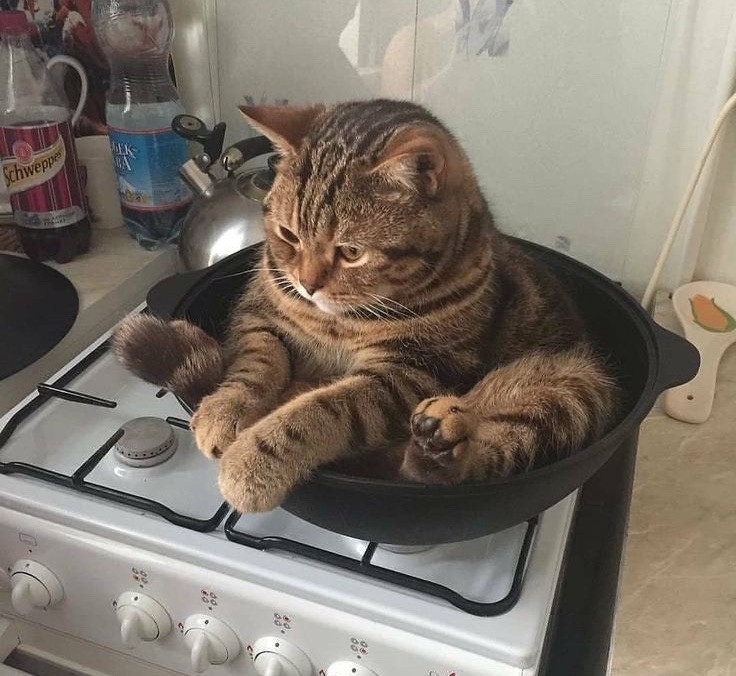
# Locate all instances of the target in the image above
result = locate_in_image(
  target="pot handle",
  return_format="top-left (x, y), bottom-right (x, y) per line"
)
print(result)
top-left (651, 321), bottom-right (700, 395)
top-left (146, 269), bottom-right (210, 320)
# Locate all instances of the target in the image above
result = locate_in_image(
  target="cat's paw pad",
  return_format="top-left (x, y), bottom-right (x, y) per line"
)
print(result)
top-left (401, 396), bottom-right (475, 484)
top-left (410, 396), bottom-right (469, 455)
top-left (217, 431), bottom-right (290, 513)
top-left (190, 387), bottom-right (258, 459)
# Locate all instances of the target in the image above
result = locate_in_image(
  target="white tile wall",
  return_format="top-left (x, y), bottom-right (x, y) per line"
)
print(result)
top-left (214, 0), bottom-right (417, 146)
top-left (207, 0), bottom-right (674, 281)
top-left (413, 0), bottom-right (673, 280)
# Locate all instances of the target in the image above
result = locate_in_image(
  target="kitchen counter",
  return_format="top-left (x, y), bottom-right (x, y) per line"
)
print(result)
top-left (0, 228), bottom-right (177, 416)
top-left (610, 292), bottom-right (736, 675)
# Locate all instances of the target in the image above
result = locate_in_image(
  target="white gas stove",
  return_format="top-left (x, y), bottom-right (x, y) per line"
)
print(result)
top-left (0, 320), bottom-right (579, 676)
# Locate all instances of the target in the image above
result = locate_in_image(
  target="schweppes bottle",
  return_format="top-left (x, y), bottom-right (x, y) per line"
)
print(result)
top-left (0, 11), bottom-right (90, 263)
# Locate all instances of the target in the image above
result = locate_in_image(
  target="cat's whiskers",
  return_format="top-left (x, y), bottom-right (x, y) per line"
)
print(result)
top-left (215, 266), bottom-right (287, 281)
top-left (371, 294), bottom-right (418, 317)
top-left (337, 300), bottom-right (372, 323)
top-left (272, 276), bottom-right (311, 308)
top-left (362, 302), bottom-right (399, 322)
top-left (213, 269), bottom-right (252, 280)
top-left (370, 303), bottom-right (398, 322)
top-left (273, 280), bottom-right (297, 294)
top-left (361, 304), bottom-right (389, 323)
top-left (364, 294), bottom-right (417, 321)
top-left (271, 276), bottom-right (298, 293)
top-left (352, 305), bottom-right (376, 323)
top-left (251, 267), bottom-right (417, 323)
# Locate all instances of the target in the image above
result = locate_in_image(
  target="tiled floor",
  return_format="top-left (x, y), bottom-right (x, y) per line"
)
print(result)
top-left (611, 296), bottom-right (736, 675)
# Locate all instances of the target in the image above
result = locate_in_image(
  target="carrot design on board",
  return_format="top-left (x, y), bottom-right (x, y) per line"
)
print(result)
top-left (690, 294), bottom-right (736, 333)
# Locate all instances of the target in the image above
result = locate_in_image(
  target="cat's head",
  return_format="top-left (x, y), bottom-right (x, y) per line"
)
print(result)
top-left (240, 99), bottom-right (480, 317)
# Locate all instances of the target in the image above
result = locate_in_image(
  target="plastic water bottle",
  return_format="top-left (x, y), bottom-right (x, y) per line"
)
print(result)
top-left (92, 0), bottom-right (190, 249)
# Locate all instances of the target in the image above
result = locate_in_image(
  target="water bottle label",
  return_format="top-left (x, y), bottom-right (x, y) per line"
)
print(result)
top-left (108, 127), bottom-right (191, 211)
top-left (0, 120), bottom-right (87, 229)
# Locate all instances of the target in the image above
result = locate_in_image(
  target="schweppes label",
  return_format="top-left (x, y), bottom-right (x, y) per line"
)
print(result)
top-left (2, 135), bottom-right (66, 194)
top-left (0, 117), bottom-right (87, 229)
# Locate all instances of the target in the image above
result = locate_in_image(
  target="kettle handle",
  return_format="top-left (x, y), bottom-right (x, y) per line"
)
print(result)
top-left (172, 115), bottom-right (226, 166)
top-left (221, 136), bottom-right (274, 174)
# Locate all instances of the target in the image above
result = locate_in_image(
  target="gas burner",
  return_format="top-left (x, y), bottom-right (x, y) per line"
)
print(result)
top-left (113, 417), bottom-right (177, 468)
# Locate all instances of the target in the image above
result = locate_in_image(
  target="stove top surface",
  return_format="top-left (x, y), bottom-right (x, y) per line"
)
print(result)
top-left (0, 344), bottom-right (226, 525)
top-left (0, 327), bottom-right (577, 669)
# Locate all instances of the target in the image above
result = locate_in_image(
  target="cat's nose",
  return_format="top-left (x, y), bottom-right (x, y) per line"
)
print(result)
top-left (302, 281), bottom-right (320, 296)
top-left (300, 277), bottom-right (325, 296)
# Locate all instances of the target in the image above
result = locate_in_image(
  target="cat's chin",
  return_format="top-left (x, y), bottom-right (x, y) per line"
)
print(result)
top-left (313, 301), bottom-right (338, 315)
top-left (293, 284), bottom-right (341, 315)
top-left (310, 294), bottom-right (341, 316)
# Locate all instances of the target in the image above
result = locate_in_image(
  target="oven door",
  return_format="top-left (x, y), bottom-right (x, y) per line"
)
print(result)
top-left (0, 619), bottom-right (28, 676)
top-left (0, 618), bottom-right (86, 676)
top-left (0, 615), bottom-right (175, 676)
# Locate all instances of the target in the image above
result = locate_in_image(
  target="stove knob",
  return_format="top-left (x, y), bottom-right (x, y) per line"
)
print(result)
top-left (183, 614), bottom-right (240, 673)
top-left (9, 560), bottom-right (63, 615)
top-left (114, 592), bottom-right (171, 648)
top-left (326, 662), bottom-right (377, 676)
top-left (253, 636), bottom-right (312, 676)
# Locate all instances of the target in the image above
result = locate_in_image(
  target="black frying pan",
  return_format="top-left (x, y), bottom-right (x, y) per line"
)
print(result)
top-left (0, 254), bottom-right (78, 380)
top-left (147, 241), bottom-right (698, 545)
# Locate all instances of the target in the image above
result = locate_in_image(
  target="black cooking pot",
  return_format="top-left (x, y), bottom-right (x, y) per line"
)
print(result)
top-left (147, 240), bottom-right (698, 545)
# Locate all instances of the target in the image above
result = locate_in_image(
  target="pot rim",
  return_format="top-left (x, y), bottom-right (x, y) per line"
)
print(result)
top-left (172, 239), bottom-right (690, 498)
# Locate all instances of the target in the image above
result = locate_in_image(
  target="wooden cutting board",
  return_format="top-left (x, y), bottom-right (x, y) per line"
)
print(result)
top-left (664, 281), bottom-right (736, 423)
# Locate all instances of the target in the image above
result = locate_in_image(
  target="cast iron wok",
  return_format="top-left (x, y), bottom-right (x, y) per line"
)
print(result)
top-left (147, 240), bottom-right (699, 545)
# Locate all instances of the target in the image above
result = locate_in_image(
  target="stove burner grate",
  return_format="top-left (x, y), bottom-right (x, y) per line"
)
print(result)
top-left (224, 511), bottom-right (537, 617)
top-left (0, 340), bottom-right (229, 532)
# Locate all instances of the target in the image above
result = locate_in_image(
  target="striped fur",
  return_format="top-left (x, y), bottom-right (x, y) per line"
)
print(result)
top-left (112, 315), bottom-right (224, 406)
top-left (114, 100), bottom-right (619, 512)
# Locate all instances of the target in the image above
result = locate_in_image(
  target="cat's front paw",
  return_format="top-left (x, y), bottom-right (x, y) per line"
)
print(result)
top-left (190, 386), bottom-right (261, 459)
top-left (400, 396), bottom-right (477, 484)
top-left (217, 428), bottom-right (293, 513)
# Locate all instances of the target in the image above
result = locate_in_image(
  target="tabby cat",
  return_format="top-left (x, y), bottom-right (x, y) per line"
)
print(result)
top-left (114, 99), bottom-right (618, 514)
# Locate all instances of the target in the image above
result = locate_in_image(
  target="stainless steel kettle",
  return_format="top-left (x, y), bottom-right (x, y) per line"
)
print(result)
top-left (172, 115), bottom-right (275, 271)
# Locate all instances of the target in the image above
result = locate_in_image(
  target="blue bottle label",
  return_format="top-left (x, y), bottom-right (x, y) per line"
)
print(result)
top-left (108, 127), bottom-right (191, 211)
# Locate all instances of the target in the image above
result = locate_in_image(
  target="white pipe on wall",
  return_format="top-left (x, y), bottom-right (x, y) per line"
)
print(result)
top-left (169, 0), bottom-right (220, 129)
top-left (622, 0), bottom-right (736, 298)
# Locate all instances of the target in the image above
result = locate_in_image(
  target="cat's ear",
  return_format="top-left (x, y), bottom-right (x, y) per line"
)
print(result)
top-left (239, 104), bottom-right (325, 155)
top-left (370, 125), bottom-right (459, 198)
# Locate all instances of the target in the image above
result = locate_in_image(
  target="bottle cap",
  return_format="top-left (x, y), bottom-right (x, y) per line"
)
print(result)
top-left (0, 11), bottom-right (30, 35)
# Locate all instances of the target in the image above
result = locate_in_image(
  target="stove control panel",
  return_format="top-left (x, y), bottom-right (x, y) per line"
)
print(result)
top-left (253, 636), bottom-right (312, 676)
top-left (0, 505), bottom-right (543, 675)
top-left (326, 661), bottom-right (377, 675)
top-left (9, 560), bottom-right (63, 616)
top-left (114, 591), bottom-right (171, 648)
top-left (183, 613), bottom-right (240, 673)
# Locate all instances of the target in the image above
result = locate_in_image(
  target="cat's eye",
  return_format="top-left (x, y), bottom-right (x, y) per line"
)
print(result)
top-left (277, 225), bottom-right (300, 245)
top-left (338, 244), bottom-right (365, 262)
